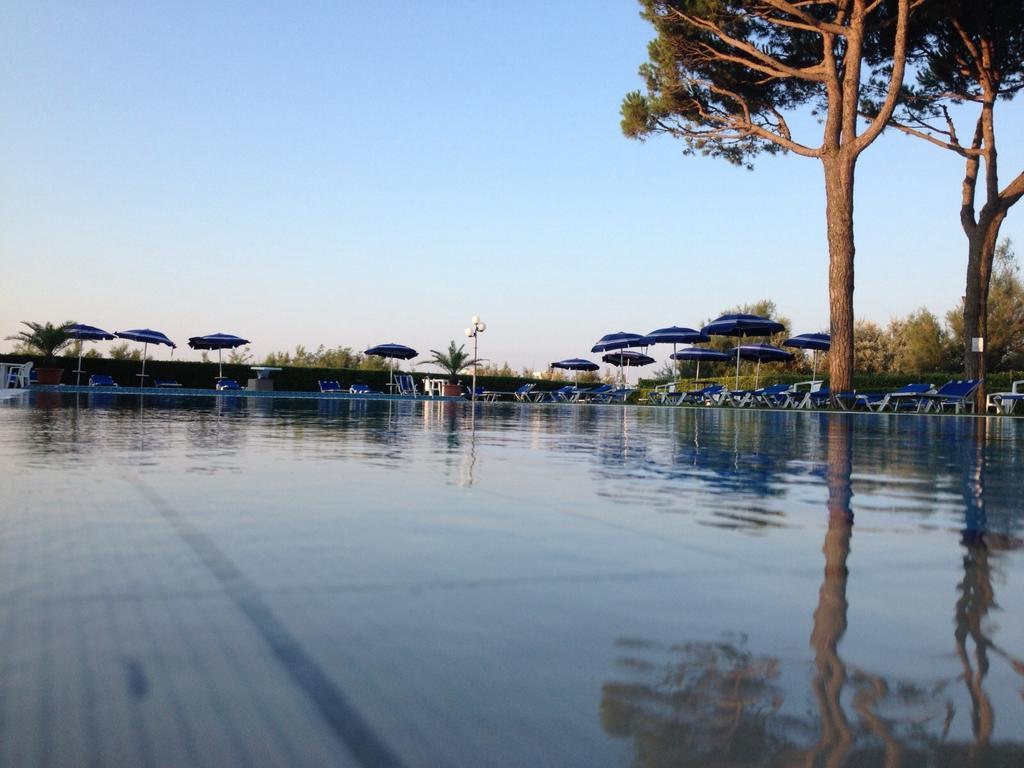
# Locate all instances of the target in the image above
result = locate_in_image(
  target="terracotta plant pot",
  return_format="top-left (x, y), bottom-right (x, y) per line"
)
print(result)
top-left (442, 383), bottom-right (463, 397)
top-left (35, 367), bottom-right (63, 385)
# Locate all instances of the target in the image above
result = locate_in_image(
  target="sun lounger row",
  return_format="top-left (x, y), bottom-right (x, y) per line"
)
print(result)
top-left (649, 379), bottom-right (982, 414)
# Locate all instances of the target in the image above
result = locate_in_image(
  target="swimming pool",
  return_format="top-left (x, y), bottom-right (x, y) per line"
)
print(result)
top-left (1, 393), bottom-right (1022, 766)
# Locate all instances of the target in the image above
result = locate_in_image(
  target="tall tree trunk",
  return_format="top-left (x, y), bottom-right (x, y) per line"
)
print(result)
top-left (963, 211), bottom-right (1006, 409)
top-left (823, 157), bottom-right (857, 393)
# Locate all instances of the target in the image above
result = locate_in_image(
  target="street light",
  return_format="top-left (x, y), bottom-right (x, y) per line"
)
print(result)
top-left (465, 315), bottom-right (486, 402)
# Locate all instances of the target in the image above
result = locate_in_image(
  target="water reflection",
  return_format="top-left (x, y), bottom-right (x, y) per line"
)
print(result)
top-left (600, 416), bottom-right (1024, 765)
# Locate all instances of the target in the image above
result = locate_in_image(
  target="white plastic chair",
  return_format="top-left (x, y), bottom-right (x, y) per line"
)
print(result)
top-left (14, 361), bottom-right (33, 388)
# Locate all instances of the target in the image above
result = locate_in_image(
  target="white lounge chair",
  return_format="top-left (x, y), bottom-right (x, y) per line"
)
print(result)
top-left (987, 380), bottom-right (1024, 415)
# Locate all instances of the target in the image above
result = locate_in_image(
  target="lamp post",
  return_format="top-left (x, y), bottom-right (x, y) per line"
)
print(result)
top-left (465, 315), bottom-right (486, 402)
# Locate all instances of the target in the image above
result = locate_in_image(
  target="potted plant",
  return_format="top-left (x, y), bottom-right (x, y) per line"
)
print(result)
top-left (422, 340), bottom-right (480, 397)
top-left (5, 321), bottom-right (74, 384)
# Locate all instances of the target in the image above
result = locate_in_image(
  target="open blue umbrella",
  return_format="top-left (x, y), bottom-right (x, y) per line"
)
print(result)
top-left (591, 331), bottom-right (647, 353)
top-left (783, 332), bottom-right (830, 380)
top-left (551, 358), bottom-right (600, 387)
top-left (115, 329), bottom-right (176, 383)
top-left (188, 333), bottom-right (252, 379)
top-left (669, 347), bottom-right (730, 383)
top-left (729, 344), bottom-right (794, 389)
top-left (365, 343), bottom-right (418, 390)
top-left (602, 350), bottom-right (655, 386)
top-left (67, 324), bottom-right (115, 386)
top-left (702, 314), bottom-right (786, 389)
top-left (644, 326), bottom-right (710, 378)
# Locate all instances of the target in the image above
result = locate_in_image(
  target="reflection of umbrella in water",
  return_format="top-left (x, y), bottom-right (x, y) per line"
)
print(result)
top-left (551, 357), bottom-right (599, 387)
top-left (365, 343), bottom-right (418, 391)
top-left (702, 314), bottom-right (785, 389)
top-left (188, 333), bottom-right (251, 379)
top-left (602, 350), bottom-right (654, 386)
top-left (643, 326), bottom-right (709, 377)
top-left (114, 328), bottom-right (176, 384)
top-left (783, 333), bottom-right (830, 380)
top-left (670, 347), bottom-right (730, 383)
top-left (67, 323), bottom-right (115, 386)
top-left (729, 344), bottom-right (793, 390)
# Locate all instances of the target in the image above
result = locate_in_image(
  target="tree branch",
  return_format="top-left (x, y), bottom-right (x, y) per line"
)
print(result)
top-left (673, 10), bottom-right (828, 82)
top-left (855, 0), bottom-right (911, 151)
top-left (871, 117), bottom-right (979, 156)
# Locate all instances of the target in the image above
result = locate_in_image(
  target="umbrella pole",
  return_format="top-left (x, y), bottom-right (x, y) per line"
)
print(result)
top-left (141, 342), bottom-right (148, 383)
top-left (734, 347), bottom-right (741, 391)
top-left (812, 350), bottom-right (818, 380)
top-left (755, 360), bottom-right (761, 390)
top-left (389, 359), bottom-right (394, 392)
top-left (76, 344), bottom-right (83, 386)
top-left (219, 348), bottom-right (224, 379)
top-left (695, 360), bottom-right (700, 384)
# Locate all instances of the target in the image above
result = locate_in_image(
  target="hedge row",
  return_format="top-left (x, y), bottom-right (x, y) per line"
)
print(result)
top-left (0, 354), bottom-right (571, 393)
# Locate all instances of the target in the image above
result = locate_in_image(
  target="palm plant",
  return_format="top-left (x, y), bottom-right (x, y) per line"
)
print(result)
top-left (421, 340), bottom-right (480, 383)
top-left (6, 321), bottom-right (74, 364)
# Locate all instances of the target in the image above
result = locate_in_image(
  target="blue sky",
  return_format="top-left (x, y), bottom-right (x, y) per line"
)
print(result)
top-left (2, 0), bottom-right (1022, 371)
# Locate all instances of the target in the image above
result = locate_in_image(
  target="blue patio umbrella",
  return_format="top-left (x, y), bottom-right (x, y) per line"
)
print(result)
top-left (669, 346), bottom-right (730, 383)
top-left (188, 333), bottom-right (252, 379)
top-left (591, 331), bottom-right (647, 353)
top-left (115, 329), bottom-right (176, 383)
top-left (783, 332), bottom-right (831, 380)
top-left (702, 314), bottom-right (786, 389)
top-left (644, 326), bottom-right (711, 377)
top-left (729, 344), bottom-right (794, 390)
top-left (602, 350), bottom-right (655, 386)
top-left (551, 358), bottom-right (600, 386)
top-left (67, 323), bottom-right (115, 386)
top-left (365, 343), bottom-right (418, 390)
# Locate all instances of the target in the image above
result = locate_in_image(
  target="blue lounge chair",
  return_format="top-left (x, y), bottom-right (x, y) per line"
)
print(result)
top-left (576, 384), bottom-right (614, 403)
top-left (753, 383), bottom-right (793, 408)
top-left (88, 374), bottom-right (118, 387)
top-left (216, 379), bottom-right (241, 391)
top-left (867, 383), bottom-right (933, 412)
top-left (319, 380), bottom-right (343, 393)
top-left (153, 378), bottom-right (181, 388)
top-left (917, 379), bottom-right (980, 414)
top-left (395, 374), bottom-right (418, 396)
top-left (348, 383), bottom-right (375, 395)
top-left (678, 383), bottom-right (724, 406)
top-left (534, 385), bottom-right (576, 403)
top-left (512, 383), bottom-right (536, 402)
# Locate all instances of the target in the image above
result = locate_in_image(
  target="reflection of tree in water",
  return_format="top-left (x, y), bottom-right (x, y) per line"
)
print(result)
top-left (955, 419), bottom-right (1024, 763)
top-left (600, 416), bottom-right (1024, 766)
top-left (601, 635), bottom-right (802, 767)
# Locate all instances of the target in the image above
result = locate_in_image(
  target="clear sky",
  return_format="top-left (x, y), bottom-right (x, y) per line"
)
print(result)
top-left (2, 0), bottom-right (1022, 372)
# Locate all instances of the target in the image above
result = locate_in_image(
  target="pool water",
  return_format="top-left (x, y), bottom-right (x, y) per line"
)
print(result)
top-left (1, 393), bottom-right (1022, 767)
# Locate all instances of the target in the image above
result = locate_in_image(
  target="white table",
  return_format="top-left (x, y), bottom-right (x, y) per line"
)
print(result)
top-left (250, 367), bottom-right (282, 380)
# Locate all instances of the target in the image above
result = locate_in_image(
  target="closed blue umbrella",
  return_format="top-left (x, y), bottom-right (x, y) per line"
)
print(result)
top-left (591, 331), bottom-right (647, 353)
top-left (115, 329), bottom-right (176, 383)
top-left (783, 332), bottom-right (830, 380)
top-left (365, 343), bottom-right (419, 390)
top-left (669, 346), bottom-right (730, 383)
top-left (702, 314), bottom-right (786, 389)
top-left (67, 324), bottom-right (115, 386)
top-left (188, 333), bottom-right (252, 378)
top-left (729, 344), bottom-right (794, 389)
